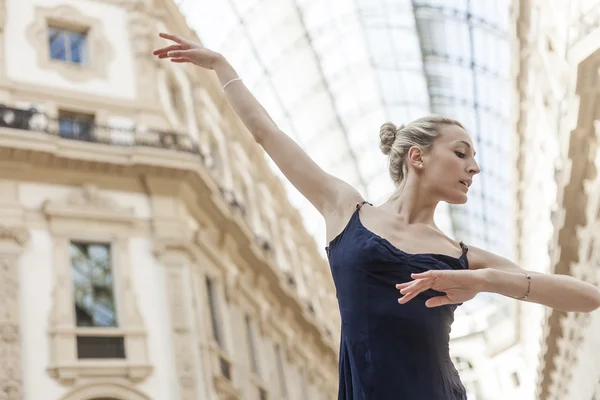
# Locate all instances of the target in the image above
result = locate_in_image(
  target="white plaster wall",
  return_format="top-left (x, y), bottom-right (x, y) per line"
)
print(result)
top-left (19, 229), bottom-right (64, 400)
top-left (5, 0), bottom-right (136, 99)
top-left (19, 183), bottom-right (72, 210)
top-left (129, 237), bottom-right (178, 400)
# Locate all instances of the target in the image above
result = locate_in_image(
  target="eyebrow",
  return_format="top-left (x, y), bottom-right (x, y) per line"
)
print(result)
top-left (459, 140), bottom-right (476, 156)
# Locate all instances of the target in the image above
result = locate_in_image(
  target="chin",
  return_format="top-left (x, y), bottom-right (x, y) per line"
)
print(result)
top-left (444, 193), bottom-right (468, 205)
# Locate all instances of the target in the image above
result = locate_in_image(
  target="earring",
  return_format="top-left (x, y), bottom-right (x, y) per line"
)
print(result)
top-left (418, 163), bottom-right (423, 168)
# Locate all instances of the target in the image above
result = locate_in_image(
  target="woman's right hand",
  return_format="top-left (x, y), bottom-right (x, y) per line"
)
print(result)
top-left (153, 33), bottom-right (224, 70)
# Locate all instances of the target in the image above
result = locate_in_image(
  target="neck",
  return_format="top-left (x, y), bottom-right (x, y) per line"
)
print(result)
top-left (382, 178), bottom-right (438, 225)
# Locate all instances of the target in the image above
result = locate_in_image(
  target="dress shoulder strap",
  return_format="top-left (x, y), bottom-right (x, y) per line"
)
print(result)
top-left (458, 241), bottom-right (470, 268)
top-left (356, 200), bottom-right (373, 210)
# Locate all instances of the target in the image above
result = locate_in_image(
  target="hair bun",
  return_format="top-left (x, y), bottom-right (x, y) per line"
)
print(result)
top-left (379, 122), bottom-right (399, 156)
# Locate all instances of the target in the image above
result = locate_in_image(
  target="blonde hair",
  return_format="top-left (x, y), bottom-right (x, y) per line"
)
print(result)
top-left (379, 114), bottom-right (465, 186)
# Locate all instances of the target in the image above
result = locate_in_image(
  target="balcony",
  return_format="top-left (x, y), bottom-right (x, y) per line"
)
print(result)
top-left (0, 104), bottom-right (205, 155)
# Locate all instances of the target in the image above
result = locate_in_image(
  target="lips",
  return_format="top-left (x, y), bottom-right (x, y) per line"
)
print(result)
top-left (459, 180), bottom-right (472, 188)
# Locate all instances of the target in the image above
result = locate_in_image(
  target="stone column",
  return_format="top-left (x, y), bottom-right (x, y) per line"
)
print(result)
top-left (154, 244), bottom-right (200, 400)
top-left (0, 226), bottom-right (29, 400)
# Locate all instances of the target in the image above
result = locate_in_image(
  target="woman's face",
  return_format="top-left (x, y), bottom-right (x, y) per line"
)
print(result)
top-left (420, 124), bottom-right (480, 204)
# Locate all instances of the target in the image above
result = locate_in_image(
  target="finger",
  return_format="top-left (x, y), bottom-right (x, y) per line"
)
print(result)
top-left (399, 279), bottom-right (430, 294)
top-left (153, 44), bottom-right (183, 55)
top-left (425, 296), bottom-right (452, 308)
top-left (398, 288), bottom-right (423, 304)
top-left (170, 58), bottom-right (190, 63)
top-left (411, 271), bottom-right (437, 279)
top-left (159, 32), bottom-right (185, 44)
top-left (167, 49), bottom-right (195, 58)
top-left (398, 281), bottom-right (432, 304)
top-left (395, 281), bottom-right (413, 290)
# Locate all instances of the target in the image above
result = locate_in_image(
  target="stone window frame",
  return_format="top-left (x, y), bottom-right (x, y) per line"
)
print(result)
top-left (43, 185), bottom-right (151, 385)
top-left (26, 4), bottom-right (113, 82)
top-left (58, 382), bottom-right (151, 400)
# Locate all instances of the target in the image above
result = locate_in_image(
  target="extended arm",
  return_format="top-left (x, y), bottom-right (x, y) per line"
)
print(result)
top-left (155, 33), bottom-right (360, 216)
top-left (397, 245), bottom-right (600, 312)
top-left (471, 247), bottom-right (600, 313)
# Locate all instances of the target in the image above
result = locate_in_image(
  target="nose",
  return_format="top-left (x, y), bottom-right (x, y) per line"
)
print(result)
top-left (468, 160), bottom-right (481, 175)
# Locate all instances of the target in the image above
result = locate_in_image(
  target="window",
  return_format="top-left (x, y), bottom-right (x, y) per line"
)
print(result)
top-left (48, 26), bottom-right (88, 65)
top-left (259, 388), bottom-right (268, 400)
top-left (168, 79), bottom-right (185, 120)
top-left (71, 242), bottom-right (116, 327)
top-left (511, 371), bottom-right (520, 387)
top-left (245, 314), bottom-right (259, 375)
top-left (206, 277), bottom-right (223, 347)
top-left (58, 110), bottom-right (94, 140)
top-left (45, 185), bottom-right (151, 383)
top-left (206, 276), bottom-right (232, 380)
top-left (452, 356), bottom-right (473, 371)
top-left (71, 241), bottom-right (125, 360)
top-left (29, 6), bottom-right (113, 81)
top-left (274, 344), bottom-right (287, 398)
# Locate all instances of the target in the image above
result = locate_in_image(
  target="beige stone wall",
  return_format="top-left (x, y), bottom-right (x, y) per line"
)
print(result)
top-left (0, 0), bottom-right (340, 398)
top-left (513, 1), bottom-right (600, 399)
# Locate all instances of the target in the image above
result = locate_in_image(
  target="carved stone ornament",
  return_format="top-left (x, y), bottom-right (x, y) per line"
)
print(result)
top-left (42, 184), bottom-right (135, 223)
top-left (0, 231), bottom-right (28, 400)
top-left (0, 226), bottom-right (29, 249)
top-left (26, 4), bottom-right (114, 82)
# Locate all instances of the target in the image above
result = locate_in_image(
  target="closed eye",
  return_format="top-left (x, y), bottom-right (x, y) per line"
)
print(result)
top-left (455, 151), bottom-right (465, 159)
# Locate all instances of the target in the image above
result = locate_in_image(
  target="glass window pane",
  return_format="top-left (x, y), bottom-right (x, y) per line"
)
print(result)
top-left (69, 31), bottom-right (88, 64)
top-left (48, 28), bottom-right (67, 61)
top-left (70, 242), bottom-right (117, 327)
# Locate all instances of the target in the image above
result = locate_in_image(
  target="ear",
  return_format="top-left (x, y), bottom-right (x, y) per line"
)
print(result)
top-left (407, 146), bottom-right (424, 169)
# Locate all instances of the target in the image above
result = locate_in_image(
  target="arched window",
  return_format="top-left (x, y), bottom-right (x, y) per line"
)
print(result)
top-left (167, 74), bottom-right (185, 122)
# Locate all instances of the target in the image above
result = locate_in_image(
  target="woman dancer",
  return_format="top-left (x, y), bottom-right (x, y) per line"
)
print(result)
top-left (154, 33), bottom-right (600, 400)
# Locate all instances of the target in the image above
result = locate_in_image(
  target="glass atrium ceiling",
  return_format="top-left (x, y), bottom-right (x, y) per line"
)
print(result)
top-left (175, 0), bottom-right (512, 260)
top-left (176, 0), bottom-right (514, 333)
top-left (175, 0), bottom-right (515, 334)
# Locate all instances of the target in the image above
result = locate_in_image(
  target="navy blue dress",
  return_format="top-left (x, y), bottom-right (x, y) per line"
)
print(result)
top-left (326, 201), bottom-right (468, 400)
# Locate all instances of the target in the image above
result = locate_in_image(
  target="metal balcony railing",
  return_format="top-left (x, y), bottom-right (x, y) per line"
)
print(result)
top-left (0, 104), bottom-right (203, 156)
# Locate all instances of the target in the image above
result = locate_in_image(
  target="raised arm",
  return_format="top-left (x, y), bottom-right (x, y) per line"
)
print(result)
top-left (153, 33), bottom-right (360, 216)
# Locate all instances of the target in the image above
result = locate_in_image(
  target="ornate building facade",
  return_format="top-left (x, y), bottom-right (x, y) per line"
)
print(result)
top-left (513, 0), bottom-right (600, 399)
top-left (0, 0), bottom-right (339, 399)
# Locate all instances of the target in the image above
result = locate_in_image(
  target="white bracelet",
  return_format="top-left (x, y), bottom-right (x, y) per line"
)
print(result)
top-left (222, 77), bottom-right (242, 91)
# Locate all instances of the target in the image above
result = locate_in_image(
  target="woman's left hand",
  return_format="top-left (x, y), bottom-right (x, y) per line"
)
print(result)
top-left (396, 269), bottom-right (488, 307)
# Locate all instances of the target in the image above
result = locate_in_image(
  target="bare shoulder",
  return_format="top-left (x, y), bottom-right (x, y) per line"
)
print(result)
top-left (322, 178), bottom-right (364, 244)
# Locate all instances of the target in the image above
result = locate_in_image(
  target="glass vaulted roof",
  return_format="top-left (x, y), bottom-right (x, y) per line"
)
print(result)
top-left (175, 0), bottom-right (453, 244)
top-left (176, 0), bottom-right (514, 329)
